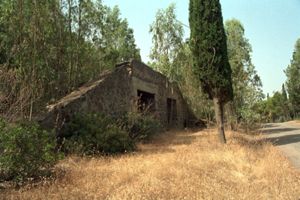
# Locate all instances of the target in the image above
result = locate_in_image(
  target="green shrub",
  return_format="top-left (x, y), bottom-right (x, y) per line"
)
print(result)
top-left (0, 119), bottom-right (58, 183)
top-left (62, 113), bottom-right (135, 155)
top-left (117, 112), bottom-right (162, 141)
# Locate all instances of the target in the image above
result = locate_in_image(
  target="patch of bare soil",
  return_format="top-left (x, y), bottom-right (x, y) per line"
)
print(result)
top-left (286, 120), bottom-right (300, 126)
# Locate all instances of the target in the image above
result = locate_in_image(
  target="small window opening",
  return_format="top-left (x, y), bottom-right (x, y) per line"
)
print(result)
top-left (137, 90), bottom-right (155, 113)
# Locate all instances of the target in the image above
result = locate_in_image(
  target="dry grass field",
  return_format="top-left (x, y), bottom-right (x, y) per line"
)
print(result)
top-left (2, 129), bottom-right (300, 200)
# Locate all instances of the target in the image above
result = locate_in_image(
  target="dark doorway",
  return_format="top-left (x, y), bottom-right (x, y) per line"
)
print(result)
top-left (137, 90), bottom-right (155, 113)
top-left (167, 98), bottom-right (177, 125)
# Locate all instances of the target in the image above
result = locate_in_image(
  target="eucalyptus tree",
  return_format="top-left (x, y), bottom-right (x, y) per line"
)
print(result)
top-left (104, 6), bottom-right (140, 63)
top-left (149, 3), bottom-right (184, 83)
top-left (0, 0), bottom-right (141, 120)
top-left (0, 0), bottom-right (68, 118)
top-left (225, 19), bottom-right (263, 129)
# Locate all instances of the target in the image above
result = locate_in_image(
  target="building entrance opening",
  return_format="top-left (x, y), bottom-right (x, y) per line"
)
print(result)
top-left (167, 98), bottom-right (177, 125)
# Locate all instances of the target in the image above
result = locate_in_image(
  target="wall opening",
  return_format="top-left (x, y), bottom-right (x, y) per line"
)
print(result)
top-left (167, 98), bottom-right (177, 125)
top-left (137, 90), bottom-right (155, 113)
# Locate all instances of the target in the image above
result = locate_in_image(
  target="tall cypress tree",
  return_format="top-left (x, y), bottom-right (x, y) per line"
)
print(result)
top-left (189, 0), bottom-right (233, 143)
top-left (282, 84), bottom-right (288, 102)
top-left (281, 83), bottom-right (290, 120)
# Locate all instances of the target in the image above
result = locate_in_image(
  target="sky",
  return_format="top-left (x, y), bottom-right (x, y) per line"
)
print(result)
top-left (103, 0), bottom-right (300, 95)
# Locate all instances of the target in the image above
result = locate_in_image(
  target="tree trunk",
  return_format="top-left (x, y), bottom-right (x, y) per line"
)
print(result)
top-left (75, 0), bottom-right (83, 86)
top-left (67, 0), bottom-right (73, 91)
top-left (227, 101), bottom-right (237, 131)
top-left (213, 97), bottom-right (226, 144)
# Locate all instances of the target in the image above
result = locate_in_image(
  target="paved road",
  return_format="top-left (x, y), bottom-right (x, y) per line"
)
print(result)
top-left (261, 122), bottom-right (300, 169)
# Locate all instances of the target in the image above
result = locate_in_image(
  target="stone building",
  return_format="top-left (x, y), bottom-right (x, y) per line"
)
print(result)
top-left (41, 60), bottom-right (198, 133)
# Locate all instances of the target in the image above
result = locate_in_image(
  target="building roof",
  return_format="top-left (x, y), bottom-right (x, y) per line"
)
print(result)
top-left (47, 70), bottom-right (112, 111)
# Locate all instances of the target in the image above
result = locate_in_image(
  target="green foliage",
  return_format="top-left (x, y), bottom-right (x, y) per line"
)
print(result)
top-left (62, 113), bottom-right (135, 155)
top-left (62, 112), bottom-right (162, 155)
top-left (189, 0), bottom-right (233, 143)
top-left (0, 0), bottom-right (140, 119)
top-left (282, 84), bottom-right (288, 101)
top-left (176, 43), bottom-right (214, 120)
top-left (118, 112), bottom-right (162, 141)
top-left (224, 19), bottom-right (264, 129)
top-left (100, 6), bottom-right (141, 66)
top-left (225, 19), bottom-right (263, 107)
top-left (0, 119), bottom-right (58, 183)
top-left (149, 3), bottom-right (184, 83)
top-left (239, 105), bottom-right (262, 132)
top-left (256, 91), bottom-right (289, 123)
top-left (285, 38), bottom-right (300, 118)
top-left (189, 0), bottom-right (233, 103)
top-left (149, 4), bottom-right (213, 121)
top-left (281, 84), bottom-right (290, 120)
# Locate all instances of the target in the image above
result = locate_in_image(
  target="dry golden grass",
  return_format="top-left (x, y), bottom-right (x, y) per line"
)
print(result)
top-left (2, 129), bottom-right (300, 200)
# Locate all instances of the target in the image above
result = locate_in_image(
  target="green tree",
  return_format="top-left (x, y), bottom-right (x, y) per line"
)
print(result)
top-left (149, 4), bottom-right (213, 121)
top-left (257, 90), bottom-right (288, 123)
top-left (285, 38), bottom-right (300, 118)
top-left (225, 19), bottom-right (264, 130)
top-left (281, 84), bottom-right (290, 120)
top-left (149, 3), bottom-right (184, 83)
top-left (0, 0), bottom-right (141, 120)
top-left (0, 0), bottom-right (68, 118)
top-left (269, 92), bottom-right (285, 122)
top-left (189, 0), bottom-right (233, 143)
top-left (282, 84), bottom-right (288, 101)
top-left (100, 6), bottom-right (140, 68)
top-left (176, 42), bottom-right (214, 121)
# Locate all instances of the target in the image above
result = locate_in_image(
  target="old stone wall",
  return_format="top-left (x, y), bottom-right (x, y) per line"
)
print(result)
top-left (130, 60), bottom-right (197, 128)
top-left (40, 66), bottom-right (133, 134)
top-left (40, 59), bottom-right (199, 134)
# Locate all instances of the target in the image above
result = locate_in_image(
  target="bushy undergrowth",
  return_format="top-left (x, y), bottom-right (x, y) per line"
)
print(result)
top-left (0, 112), bottom-right (161, 186)
top-left (61, 113), bottom-right (135, 155)
top-left (0, 119), bottom-right (59, 183)
top-left (117, 112), bottom-right (162, 141)
top-left (61, 112), bottom-right (161, 155)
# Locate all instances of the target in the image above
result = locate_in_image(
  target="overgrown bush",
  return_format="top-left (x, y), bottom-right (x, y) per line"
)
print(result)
top-left (61, 113), bottom-right (135, 155)
top-left (117, 112), bottom-right (162, 141)
top-left (61, 112), bottom-right (162, 155)
top-left (239, 108), bottom-right (262, 133)
top-left (0, 119), bottom-right (58, 183)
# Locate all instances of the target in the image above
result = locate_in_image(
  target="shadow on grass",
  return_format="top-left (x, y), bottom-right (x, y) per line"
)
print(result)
top-left (168, 134), bottom-right (199, 145)
top-left (137, 145), bottom-right (176, 155)
top-left (230, 134), bottom-right (267, 150)
top-left (137, 129), bottom-right (204, 155)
